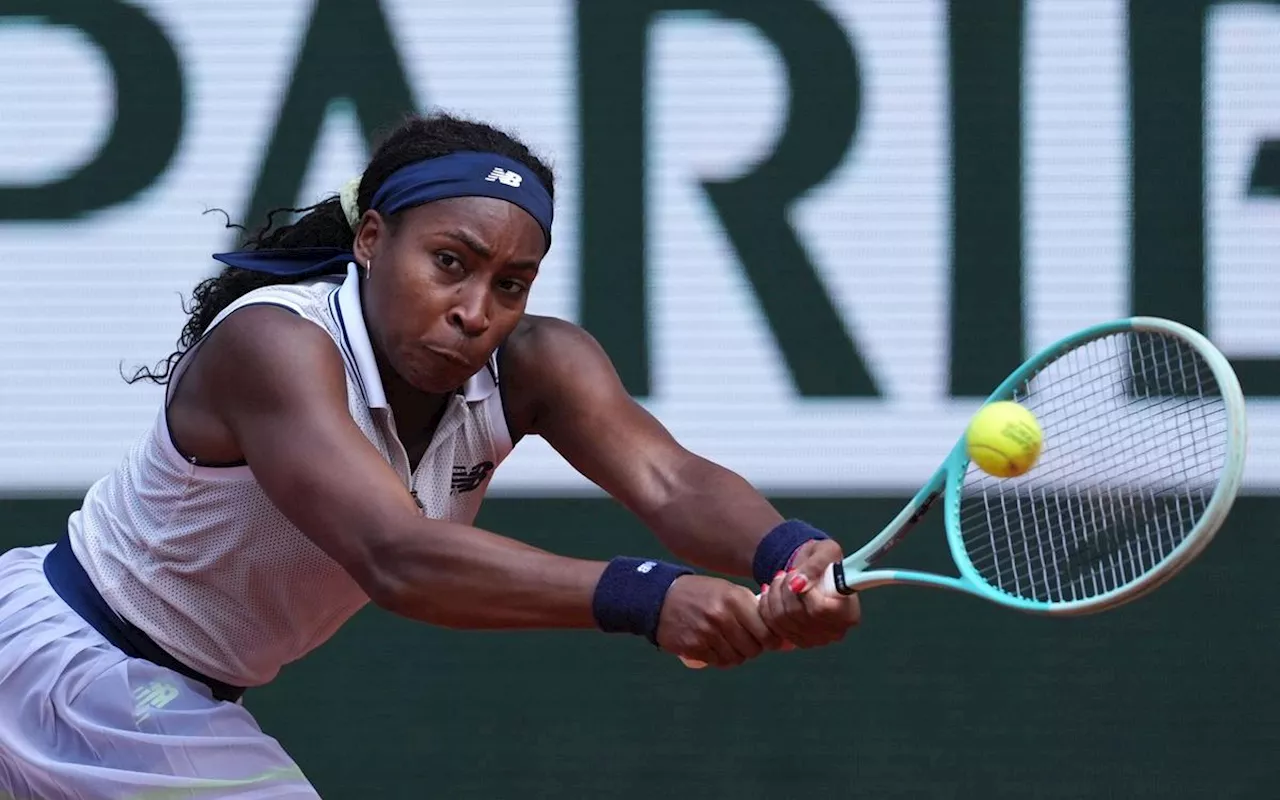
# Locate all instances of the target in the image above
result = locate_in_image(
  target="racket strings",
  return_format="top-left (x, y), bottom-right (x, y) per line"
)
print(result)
top-left (971, 397), bottom-right (1228, 492)
top-left (977, 408), bottom-right (1221, 598)
top-left (959, 407), bottom-right (1227, 532)
top-left (982, 346), bottom-right (1223, 601)
top-left (957, 332), bottom-right (1228, 604)
top-left (964, 487), bottom-right (1211, 601)
top-left (1012, 348), bottom-right (1218, 447)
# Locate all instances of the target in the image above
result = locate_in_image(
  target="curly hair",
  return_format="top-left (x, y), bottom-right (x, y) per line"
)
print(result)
top-left (126, 111), bottom-right (555, 385)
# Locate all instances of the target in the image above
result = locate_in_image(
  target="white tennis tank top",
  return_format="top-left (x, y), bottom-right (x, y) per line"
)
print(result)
top-left (67, 263), bottom-right (513, 687)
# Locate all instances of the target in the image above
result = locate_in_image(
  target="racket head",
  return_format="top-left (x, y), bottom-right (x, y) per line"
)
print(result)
top-left (941, 317), bottom-right (1246, 615)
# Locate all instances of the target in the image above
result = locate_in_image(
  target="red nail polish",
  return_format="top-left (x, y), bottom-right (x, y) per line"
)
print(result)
top-left (789, 575), bottom-right (809, 593)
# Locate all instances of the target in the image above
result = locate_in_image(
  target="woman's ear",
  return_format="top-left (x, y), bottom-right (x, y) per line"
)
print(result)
top-left (351, 209), bottom-right (386, 265)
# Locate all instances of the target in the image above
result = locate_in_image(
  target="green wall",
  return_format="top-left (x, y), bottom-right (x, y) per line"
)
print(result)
top-left (3, 495), bottom-right (1275, 798)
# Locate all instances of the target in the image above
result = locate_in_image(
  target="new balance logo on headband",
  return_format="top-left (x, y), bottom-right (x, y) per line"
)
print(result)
top-left (485, 167), bottom-right (523, 187)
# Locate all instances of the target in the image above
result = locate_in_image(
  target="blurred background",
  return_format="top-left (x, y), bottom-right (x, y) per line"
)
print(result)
top-left (1, 0), bottom-right (1278, 796)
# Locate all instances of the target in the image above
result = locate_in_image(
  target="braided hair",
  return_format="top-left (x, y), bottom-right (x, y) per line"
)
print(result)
top-left (127, 111), bottom-right (554, 385)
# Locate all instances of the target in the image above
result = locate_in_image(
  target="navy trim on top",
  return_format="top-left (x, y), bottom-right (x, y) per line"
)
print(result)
top-left (328, 287), bottom-right (372, 408)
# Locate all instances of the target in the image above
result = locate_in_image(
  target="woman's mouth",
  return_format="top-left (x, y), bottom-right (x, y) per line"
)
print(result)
top-left (425, 346), bottom-right (472, 370)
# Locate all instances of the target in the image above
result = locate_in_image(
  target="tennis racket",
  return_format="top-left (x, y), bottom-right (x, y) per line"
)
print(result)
top-left (681, 316), bottom-right (1247, 668)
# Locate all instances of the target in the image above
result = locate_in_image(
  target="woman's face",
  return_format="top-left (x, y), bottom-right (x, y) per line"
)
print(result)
top-left (353, 196), bottom-right (546, 394)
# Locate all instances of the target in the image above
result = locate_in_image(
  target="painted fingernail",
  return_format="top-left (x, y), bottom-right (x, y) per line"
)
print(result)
top-left (760, 583), bottom-right (770, 593)
top-left (789, 574), bottom-right (809, 593)
top-left (775, 571), bottom-right (786, 580)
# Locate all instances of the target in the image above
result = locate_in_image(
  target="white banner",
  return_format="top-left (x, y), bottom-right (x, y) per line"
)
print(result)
top-left (0, 0), bottom-right (1276, 494)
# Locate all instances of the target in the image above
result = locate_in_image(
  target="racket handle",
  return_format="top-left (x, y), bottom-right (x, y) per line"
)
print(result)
top-left (678, 563), bottom-right (841, 669)
top-left (819, 561), bottom-right (840, 594)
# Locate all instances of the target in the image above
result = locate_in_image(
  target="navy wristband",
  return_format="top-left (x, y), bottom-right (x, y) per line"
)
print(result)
top-left (592, 557), bottom-right (694, 645)
top-left (752, 520), bottom-right (830, 587)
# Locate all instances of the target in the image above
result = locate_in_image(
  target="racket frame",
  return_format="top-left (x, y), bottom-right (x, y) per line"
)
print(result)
top-left (824, 316), bottom-right (1247, 616)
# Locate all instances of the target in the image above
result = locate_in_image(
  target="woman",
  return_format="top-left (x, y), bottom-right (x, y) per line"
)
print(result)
top-left (0, 112), bottom-right (860, 798)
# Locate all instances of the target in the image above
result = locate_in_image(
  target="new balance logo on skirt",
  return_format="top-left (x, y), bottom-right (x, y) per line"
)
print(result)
top-left (133, 681), bottom-right (180, 724)
top-left (451, 461), bottom-right (495, 494)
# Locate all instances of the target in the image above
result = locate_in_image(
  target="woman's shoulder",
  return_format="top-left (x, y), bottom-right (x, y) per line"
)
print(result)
top-left (497, 315), bottom-right (614, 436)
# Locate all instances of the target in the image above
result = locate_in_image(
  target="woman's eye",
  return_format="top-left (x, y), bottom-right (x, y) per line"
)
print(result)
top-left (498, 279), bottom-right (529, 295)
top-left (436, 252), bottom-right (463, 272)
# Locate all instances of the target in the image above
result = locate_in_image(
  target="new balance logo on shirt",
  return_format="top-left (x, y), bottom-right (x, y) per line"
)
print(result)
top-left (451, 461), bottom-right (495, 494)
top-left (485, 167), bottom-right (522, 187)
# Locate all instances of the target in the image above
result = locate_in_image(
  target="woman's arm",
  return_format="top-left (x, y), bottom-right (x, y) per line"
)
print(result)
top-left (502, 315), bottom-right (790, 577)
top-left (178, 306), bottom-right (775, 664)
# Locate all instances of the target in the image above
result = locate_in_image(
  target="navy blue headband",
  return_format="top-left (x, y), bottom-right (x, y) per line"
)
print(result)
top-left (212, 151), bottom-right (553, 278)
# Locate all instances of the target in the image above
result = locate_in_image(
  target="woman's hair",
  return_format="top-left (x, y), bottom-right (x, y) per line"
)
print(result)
top-left (126, 111), bottom-right (555, 385)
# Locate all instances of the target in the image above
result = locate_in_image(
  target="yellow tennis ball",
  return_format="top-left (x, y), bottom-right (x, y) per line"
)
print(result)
top-left (965, 401), bottom-right (1043, 478)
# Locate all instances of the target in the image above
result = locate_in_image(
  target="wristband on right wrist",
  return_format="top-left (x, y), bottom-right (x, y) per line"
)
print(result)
top-left (752, 519), bottom-right (830, 587)
top-left (591, 557), bottom-right (693, 646)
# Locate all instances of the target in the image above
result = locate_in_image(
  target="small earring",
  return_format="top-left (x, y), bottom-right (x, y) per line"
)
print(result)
top-left (362, 260), bottom-right (371, 280)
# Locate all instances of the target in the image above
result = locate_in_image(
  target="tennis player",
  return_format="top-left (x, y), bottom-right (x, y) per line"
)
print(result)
top-left (0, 112), bottom-right (860, 798)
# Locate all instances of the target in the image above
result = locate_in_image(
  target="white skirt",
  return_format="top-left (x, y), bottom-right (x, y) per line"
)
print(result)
top-left (0, 545), bottom-right (320, 799)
